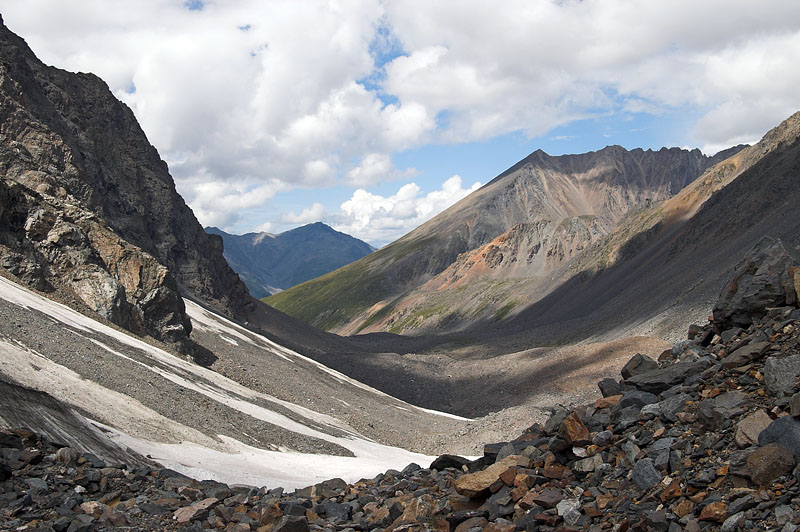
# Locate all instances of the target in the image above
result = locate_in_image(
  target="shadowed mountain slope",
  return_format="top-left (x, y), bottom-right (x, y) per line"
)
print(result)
top-left (267, 145), bottom-right (741, 334)
top-left (207, 223), bottom-right (374, 298)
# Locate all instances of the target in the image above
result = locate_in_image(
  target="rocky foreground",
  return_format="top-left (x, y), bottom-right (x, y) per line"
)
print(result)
top-left (2, 239), bottom-right (800, 531)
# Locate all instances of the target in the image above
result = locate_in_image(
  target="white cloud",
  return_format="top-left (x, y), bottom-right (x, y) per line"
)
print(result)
top-left (335, 175), bottom-right (481, 245)
top-left (2, 0), bottom-right (800, 230)
top-left (279, 203), bottom-right (327, 224)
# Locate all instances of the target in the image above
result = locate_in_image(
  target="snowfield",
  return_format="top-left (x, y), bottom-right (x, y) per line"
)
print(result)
top-left (0, 276), bottom-right (467, 489)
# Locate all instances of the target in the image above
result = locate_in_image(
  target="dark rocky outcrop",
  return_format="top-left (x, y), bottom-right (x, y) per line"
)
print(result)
top-left (0, 16), bottom-right (254, 348)
top-left (712, 236), bottom-right (800, 331)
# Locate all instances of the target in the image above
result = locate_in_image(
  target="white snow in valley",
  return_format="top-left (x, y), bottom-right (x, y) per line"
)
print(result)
top-left (0, 276), bottom-right (442, 487)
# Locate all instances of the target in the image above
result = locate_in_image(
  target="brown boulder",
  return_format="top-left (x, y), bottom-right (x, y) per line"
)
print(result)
top-left (735, 410), bottom-right (773, 448)
top-left (560, 412), bottom-right (590, 446)
top-left (747, 443), bottom-right (795, 485)
top-left (454, 456), bottom-right (531, 498)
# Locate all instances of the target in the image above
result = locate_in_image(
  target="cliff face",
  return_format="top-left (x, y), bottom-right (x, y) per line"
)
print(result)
top-left (0, 17), bottom-right (253, 324)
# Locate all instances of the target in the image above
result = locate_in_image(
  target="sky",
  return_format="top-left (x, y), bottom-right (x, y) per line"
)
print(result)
top-left (2, 1), bottom-right (799, 247)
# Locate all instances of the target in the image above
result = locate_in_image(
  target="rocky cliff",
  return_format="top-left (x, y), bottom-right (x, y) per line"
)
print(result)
top-left (0, 16), bottom-right (254, 348)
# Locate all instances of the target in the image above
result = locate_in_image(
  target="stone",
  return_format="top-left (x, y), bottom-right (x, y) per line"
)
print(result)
top-left (632, 458), bottom-right (661, 491)
top-left (430, 454), bottom-right (471, 471)
top-left (720, 511), bottom-right (744, 532)
top-left (620, 390), bottom-right (659, 410)
top-left (791, 392), bottom-right (800, 417)
top-left (592, 430), bottom-right (613, 447)
top-left (722, 341), bottom-right (770, 369)
top-left (621, 353), bottom-right (659, 380)
top-left (594, 395), bottom-right (622, 409)
top-left (455, 455), bottom-right (530, 498)
top-left (272, 516), bottom-right (310, 532)
top-left (764, 355), bottom-right (800, 396)
top-left (698, 391), bottom-right (748, 430)
top-left (532, 488), bottom-right (563, 509)
top-left (454, 516), bottom-right (488, 532)
top-left (735, 410), bottom-right (773, 448)
top-left (658, 393), bottom-right (691, 422)
top-left (699, 502), bottom-right (728, 523)
top-left (747, 443), bottom-right (795, 485)
top-left (573, 454), bottom-right (604, 473)
top-left (627, 361), bottom-right (710, 394)
top-left (712, 237), bottom-right (800, 330)
top-left (560, 412), bottom-right (590, 445)
top-left (598, 378), bottom-right (622, 397)
top-left (758, 416), bottom-right (800, 458)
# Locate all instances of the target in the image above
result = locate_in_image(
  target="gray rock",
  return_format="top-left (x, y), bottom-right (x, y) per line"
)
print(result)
top-left (698, 391), bottom-right (748, 430)
top-left (592, 430), bottom-right (613, 447)
top-left (759, 416), bottom-right (800, 458)
top-left (791, 392), bottom-right (800, 417)
top-left (273, 516), bottom-right (311, 532)
top-left (598, 378), bottom-right (621, 397)
top-left (658, 393), bottom-right (691, 422)
top-left (764, 355), bottom-right (800, 396)
top-left (722, 341), bottom-right (770, 369)
top-left (627, 360), bottom-right (711, 394)
top-left (721, 512), bottom-right (745, 532)
top-left (712, 237), bottom-right (800, 330)
top-left (632, 458), bottom-right (661, 490)
top-left (621, 353), bottom-right (659, 380)
top-left (620, 390), bottom-right (659, 410)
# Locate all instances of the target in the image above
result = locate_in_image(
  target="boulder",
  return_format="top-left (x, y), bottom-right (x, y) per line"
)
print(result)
top-left (747, 443), bottom-right (795, 485)
top-left (430, 454), bottom-right (471, 471)
top-left (758, 416), bottom-right (800, 458)
top-left (454, 455), bottom-right (530, 498)
top-left (763, 355), bottom-right (800, 396)
top-left (620, 353), bottom-right (659, 380)
top-left (712, 237), bottom-right (800, 331)
top-left (560, 412), bottom-right (590, 446)
top-left (627, 360), bottom-right (710, 394)
top-left (632, 458), bottom-right (661, 491)
top-left (735, 410), bottom-right (773, 448)
top-left (722, 341), bottom-right (770, 369)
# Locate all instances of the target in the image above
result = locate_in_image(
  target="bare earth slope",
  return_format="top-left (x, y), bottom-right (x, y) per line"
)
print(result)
top-left (267, 145), bottom-right (739, 334)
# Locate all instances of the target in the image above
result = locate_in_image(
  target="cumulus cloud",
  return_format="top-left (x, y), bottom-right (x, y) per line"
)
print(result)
top-left (279, 203), bottom-right (327, 224)
top-left (335, 175), bottom-right (481, 245)
top-left (3, 0), bottom-right (800, 229)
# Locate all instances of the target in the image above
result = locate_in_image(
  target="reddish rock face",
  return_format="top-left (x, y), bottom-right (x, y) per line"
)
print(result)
top-left (560, 412), bottom-right (590, 446)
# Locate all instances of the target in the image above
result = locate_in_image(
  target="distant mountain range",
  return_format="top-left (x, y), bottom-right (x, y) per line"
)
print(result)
top-left (206, 223), bottom-right (374, 298)
top-left (266, 143), bottom-right (746, 336)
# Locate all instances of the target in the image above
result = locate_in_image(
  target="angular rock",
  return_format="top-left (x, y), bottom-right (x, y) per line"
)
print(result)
top-left (621, 353), bottom-right (659, 380)
top-left (722, 341), bottom-right (770, 369)
top-left (658, 393), bottom-right (691, 422)
top-left (454, 456), bottom-right (529, 498)
top-left (620, 390), bottom-right (659, 410)
top-left (747, 443), bottom-right (795, 485)
top-left (758, 416), bottom-right (800, 458)
top-left (560, 412), bottom-right (590, 446)
top-left (430, 454), bottom-right (471, 471)
top-left (735, 410), bottom-right (773, 448)
top-left (627, 360), bottom-right (710, 394)
top-left (632, 458), bottom-right (661, 491)
top-left (712, 237), bottom-right (800, 330)
top-left (698, 391), bottom-right (748, 430)
top-left (272, 516), bottom-right (311, 532)
top-left (598, 378), bottom-right (622, 397)
top-left (764, 355), bottom-right (800, 396)
top-left (699, 501), bottom-right (728, 523)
